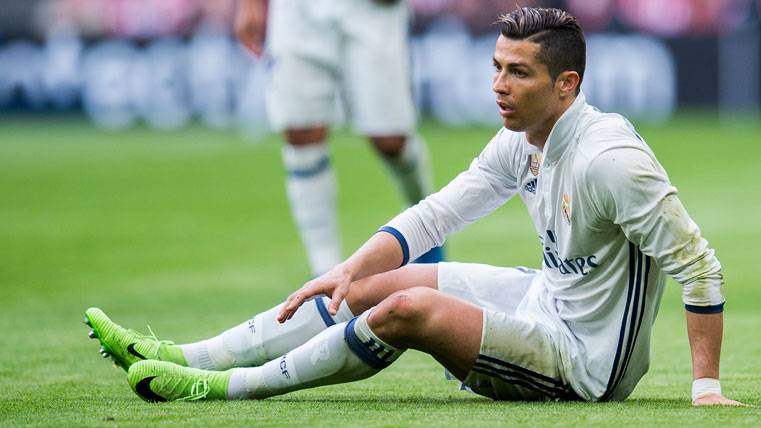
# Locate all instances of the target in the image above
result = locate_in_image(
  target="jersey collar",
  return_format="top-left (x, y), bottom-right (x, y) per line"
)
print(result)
top-left (541, 91), bottom-right (587, 165)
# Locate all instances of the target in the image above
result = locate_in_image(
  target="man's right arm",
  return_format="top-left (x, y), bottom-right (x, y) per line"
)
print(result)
top-left (385, 132), bottom-right (520, 262)
top-left (278, 131), bottom-right (521, 321)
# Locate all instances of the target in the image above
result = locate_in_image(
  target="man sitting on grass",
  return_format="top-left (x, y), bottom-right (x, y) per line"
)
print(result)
top-left (85, 6), bottom-right (742, 406)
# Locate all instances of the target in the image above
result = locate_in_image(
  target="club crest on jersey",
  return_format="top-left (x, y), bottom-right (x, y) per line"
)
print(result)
top-left (561, 193), bottom-right (572, 224)
top-left (529, 153), bottom-right (542, 176)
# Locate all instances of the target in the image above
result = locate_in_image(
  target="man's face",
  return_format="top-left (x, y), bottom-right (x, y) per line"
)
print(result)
top-left (492, 35), bottom-right (563, 137)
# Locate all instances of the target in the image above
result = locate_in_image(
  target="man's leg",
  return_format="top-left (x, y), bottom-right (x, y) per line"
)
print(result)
top-left (366, 286), bottom-right (483, 379)
top-left (178, 295), bottom-right (354, 371)
top-left (86, 265), bottom-right (437, 371)
top-left (281, 128), bottom-right (342, 277)
top-left (126, 286), bottom-right (483, 401)
top-left (176, 265), bottom-right (439, 371)
top-left (229, 287), bottom-right (483, 399)
top-left (370, 135), bottom-right (443, 264)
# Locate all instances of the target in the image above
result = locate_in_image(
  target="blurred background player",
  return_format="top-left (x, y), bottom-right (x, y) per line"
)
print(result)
top-left (235, 0), bottom-right (443, 276)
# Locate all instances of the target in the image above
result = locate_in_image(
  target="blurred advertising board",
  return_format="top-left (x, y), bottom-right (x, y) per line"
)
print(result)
top-left (0, 0), bottom-right (758, 131)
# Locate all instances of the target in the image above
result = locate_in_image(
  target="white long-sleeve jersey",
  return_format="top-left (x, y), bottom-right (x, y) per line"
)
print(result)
top-left (384, 93), bottom-right (725, 401)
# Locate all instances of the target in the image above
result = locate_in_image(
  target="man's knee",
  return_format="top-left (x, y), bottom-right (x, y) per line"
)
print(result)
top-left (367, 287), bottom-right (436, 341)
top-left (286, 127), bottom-right (329, 145)
top-left (369, 135), bottom-right (406, 157)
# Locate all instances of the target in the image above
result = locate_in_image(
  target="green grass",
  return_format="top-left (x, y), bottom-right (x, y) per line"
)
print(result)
top-left (0, 115), bottom-right (759, 426)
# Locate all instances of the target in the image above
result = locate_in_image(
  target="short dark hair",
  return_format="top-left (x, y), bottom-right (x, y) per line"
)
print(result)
top-left (498, 7), bottom-right (586, 92)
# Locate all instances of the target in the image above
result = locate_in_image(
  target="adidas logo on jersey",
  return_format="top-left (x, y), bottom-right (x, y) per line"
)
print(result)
top-left (524, 178), bottom-right (537, 194)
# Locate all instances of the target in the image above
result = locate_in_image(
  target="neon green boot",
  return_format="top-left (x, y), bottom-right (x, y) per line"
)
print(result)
top-left (128, 360), bottom-right (232, 402)
top-left (84, 307), bottom-right (187, 371)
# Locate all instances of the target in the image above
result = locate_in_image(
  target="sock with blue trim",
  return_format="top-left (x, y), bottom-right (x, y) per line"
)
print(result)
top-left (380, 135), bottom-right (433, 206)
top-left (180, 297), bottom-right (354, 370)
top-left (282, 142), bottom-right (342, 276)
top-left (227, 311), bottom-right (404, 399)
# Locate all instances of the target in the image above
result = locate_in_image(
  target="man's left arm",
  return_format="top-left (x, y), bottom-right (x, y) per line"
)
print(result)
top-left (586, 145), bottom-right (744, 406)
top-left (686, 311), bottom-right (744, 405)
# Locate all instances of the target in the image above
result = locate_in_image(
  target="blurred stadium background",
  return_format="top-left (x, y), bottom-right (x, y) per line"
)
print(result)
top-left (1, 1), bottom-right (760, 425)
top-left (1, 0), bottom-right (759, 129)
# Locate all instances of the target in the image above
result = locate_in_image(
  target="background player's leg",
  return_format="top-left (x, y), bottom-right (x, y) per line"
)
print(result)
top-left (264, 2), bottom-right (343, 277)
top-left (281, 128), bottom-right (341, 277)
top-left (369, 135), bottom-right (443, 263)
top-left (342, 0), bottom-right (430, 208)
top-left (370, 135), bottom-right (433, 208)
top-left (341, 0), bottom-right (442, 264)
top-left (224, 286), bottom-right (482, 399)
top-left (179, 264), bottom-right (438, 371)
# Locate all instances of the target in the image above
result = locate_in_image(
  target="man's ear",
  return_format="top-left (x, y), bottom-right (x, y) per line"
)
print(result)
top-left (556, 71), bottom-right (580, 98)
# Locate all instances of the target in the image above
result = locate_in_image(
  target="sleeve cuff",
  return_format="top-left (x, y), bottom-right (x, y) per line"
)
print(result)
top-left (685, 302), bottom-right (724, 314)
top-left (377, 226), bottom-right (409, 267)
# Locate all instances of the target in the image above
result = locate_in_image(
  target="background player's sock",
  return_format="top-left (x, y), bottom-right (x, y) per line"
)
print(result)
top-left (180, 298), bottom-right (355, 370)
top-left (227, 311), bottom-right (404, 399)
top-left (381, 135), bottom-right (444, 263)
top-left (380, 135), bottom-right (433, 206)
top-left (282, 142), bottom-right (342, 276)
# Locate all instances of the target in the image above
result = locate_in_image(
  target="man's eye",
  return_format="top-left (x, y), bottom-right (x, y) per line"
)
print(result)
top-left (493, 64), bottom-right (502, 72)
top-left (512, 70), bottom-right (527, 77)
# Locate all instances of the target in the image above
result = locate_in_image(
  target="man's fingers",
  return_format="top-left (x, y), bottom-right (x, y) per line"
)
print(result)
top-left (286, 293), bottom-right (306, 318)
top-left (240, 38), bottom-right (257, 55)
top-left (277, 280), bottom-right (326, 322)
top-left (277, 291), bottom-right (303, 323)
top-left (692, 395), bottom-right (749, 406)
top-left (329, 289), bottom-right (346, 315)
top-left (237, 31), bottom-right (264, 57)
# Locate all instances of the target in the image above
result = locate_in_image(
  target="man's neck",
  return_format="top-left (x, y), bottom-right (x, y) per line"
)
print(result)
top-left (526, 128), bottom-right (551, 151)
top-left (525, 95), bottom-right (576, 152)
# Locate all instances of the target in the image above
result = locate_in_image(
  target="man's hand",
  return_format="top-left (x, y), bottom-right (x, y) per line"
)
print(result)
top-left (276, 230), bottom-right (404, 323)
top-left (277, 264), bottom-right (354, 323)
top-left (235, 0), bottom-right (267, 56)
top-left (692, 393), bottom-right (746, 406)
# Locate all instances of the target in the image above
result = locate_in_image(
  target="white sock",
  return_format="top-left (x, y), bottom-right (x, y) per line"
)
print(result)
top-left (381, 135), bottom-right (433, 206)
top-left (282, 143), bottom-right (342, 276)
top-left (180, 297), bottom-right (355, 370)
top-left (227, 311), bottom-right (404, 399)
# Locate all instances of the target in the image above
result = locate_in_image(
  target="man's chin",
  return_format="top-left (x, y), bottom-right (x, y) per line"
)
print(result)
top-left (502, 119), bottom-right (523, 132)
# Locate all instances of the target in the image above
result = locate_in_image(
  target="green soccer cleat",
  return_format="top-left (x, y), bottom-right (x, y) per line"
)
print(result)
top-left (128, 360), bottom-right (231, 402)
top-left (83, 307), bottom-right (187, 371)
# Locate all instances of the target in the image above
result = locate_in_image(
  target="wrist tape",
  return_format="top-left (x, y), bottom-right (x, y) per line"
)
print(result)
top-left (692, 377), bottom-right (721, 401)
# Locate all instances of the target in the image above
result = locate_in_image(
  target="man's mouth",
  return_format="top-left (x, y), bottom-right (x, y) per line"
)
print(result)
top-left (496, 100), bottom-right (514, 118)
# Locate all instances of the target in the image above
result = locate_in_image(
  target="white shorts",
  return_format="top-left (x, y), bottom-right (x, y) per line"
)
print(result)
top-left (265, 0), bottom-right (416, 135)
top-left (438, 262), bottom-right (579, 401)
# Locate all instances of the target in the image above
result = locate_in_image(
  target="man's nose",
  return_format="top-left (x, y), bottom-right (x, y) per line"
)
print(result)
top-left (493, 73), bottom-right (509, 95)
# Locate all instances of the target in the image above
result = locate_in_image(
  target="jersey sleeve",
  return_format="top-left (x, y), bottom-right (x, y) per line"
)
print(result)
top-left (585, 145), bottom-right (725, 313)
top-left (382, 130), bottom-right (520, 263)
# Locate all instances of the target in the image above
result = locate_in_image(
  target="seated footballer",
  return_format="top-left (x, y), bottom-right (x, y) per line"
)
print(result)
top-left (85, 6), bottom-right (742, 405)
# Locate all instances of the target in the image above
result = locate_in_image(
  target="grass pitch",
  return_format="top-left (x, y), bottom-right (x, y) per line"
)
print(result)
top-left (0, 115), bottom-right (759, 426)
